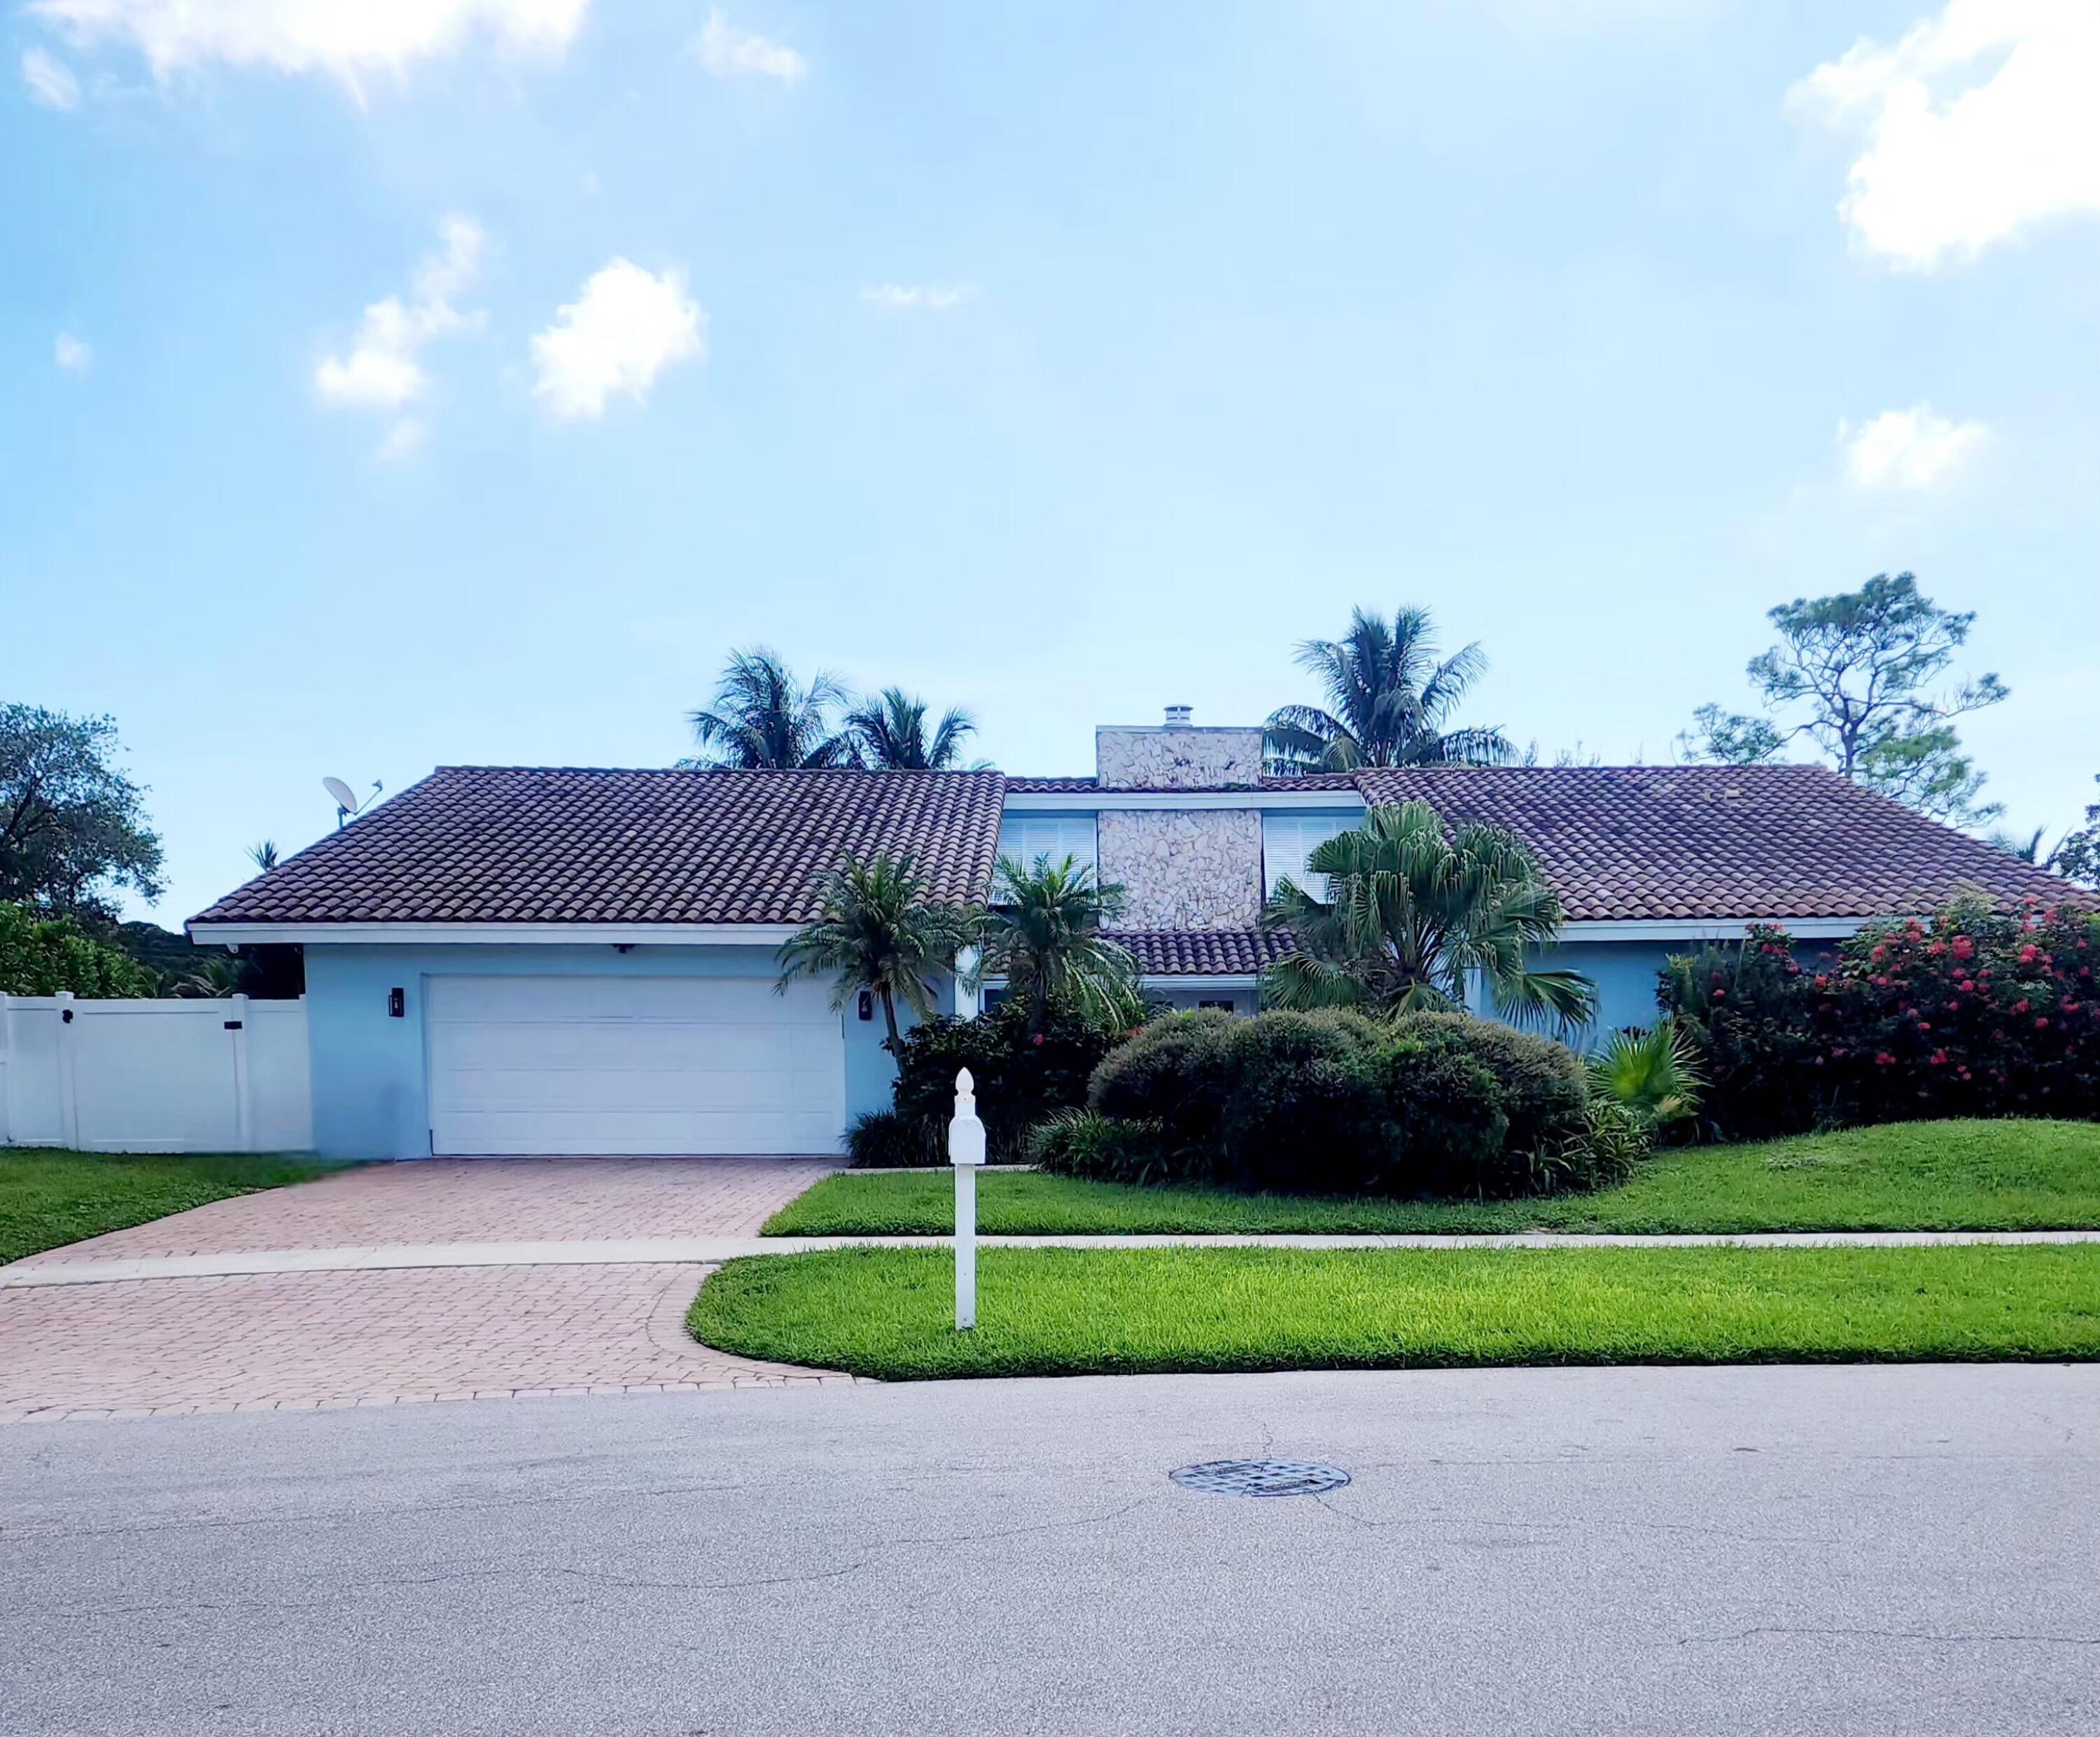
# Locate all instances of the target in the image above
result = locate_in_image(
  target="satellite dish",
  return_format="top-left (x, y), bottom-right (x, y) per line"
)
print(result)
top-left (323, 776), bottom-right (382, 829)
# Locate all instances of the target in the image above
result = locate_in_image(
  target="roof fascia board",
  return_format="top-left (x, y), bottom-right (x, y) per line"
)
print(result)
top-left (1557, 917), bottom-right (1873, 942)
top-left (1002, 790), bottom-right (1367, 814)
top-left (188, 921), bottom-right (803, 947)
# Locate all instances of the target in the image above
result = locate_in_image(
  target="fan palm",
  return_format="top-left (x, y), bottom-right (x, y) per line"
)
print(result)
top-left (978, 854), bottom-right (1140, 1035)
top-left (687, 648), bottom-right (855, 769)
top-left (1586, 1019), bottom-right (1705, 1130)
top-left (775, 853), bottom-right (977, 1047)
top-left (1266, 606), bottom-right (1512, 774)
top-left (1262, 802), bottom-right (1596, 1031)
top-left (846, 688), bottom-right (983, 770)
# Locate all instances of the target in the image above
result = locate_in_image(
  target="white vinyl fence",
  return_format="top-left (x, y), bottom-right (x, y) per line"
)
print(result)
top-left (0, 994), bottom-right (314, 1154)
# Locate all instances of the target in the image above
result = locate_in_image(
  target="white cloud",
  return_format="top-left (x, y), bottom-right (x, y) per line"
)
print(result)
top-left (376, 418), bottom-right (428, 462)
top-left (1840, 405), bottom-right (1991, 490)
top-left (530, 258), bottom-right (705, 421)
top-left (315, 218), bottom-right (484, 429)
top-left (26, 0), bottom-right (591, 87)
top-left (861, 283), bottom-right (977, 312)
top-left (692, 9), bottom-right (805, 82)
top-left (22, 46), bottom-right (80, 107)
top-left (54, 331), bottom-right (92, 371)
top-left (1789, 0), bottom-right (2100, 269)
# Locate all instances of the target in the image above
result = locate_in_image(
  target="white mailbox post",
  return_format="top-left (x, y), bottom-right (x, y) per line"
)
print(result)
top-left (948, 1066), bottom-right (986, 1330)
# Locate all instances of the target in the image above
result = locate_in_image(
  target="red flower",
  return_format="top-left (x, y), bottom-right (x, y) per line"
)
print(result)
top-left (1872, 944), bottom-right (1889, 963)
top-left (2036, 1017), bottom-right (2050, 1030)
top-left (1929, 1049), bottom-right (1949, 1066)
top-left (2019, 944), bottom-right (2040, 965)
top-left (1712, 988), bottom-right (1726, 1001)
top-left (1875, 1052), bottom-right (1896, 1066)
top-left (2015, 999), bottom-right (2031, 1014)
top-left (1814, 975), bottom-right (1830, 989)
top-left (1031, 1033), bottom-right (1045, 1047)
top-left (1952, 935), bottom-right (1975, 960)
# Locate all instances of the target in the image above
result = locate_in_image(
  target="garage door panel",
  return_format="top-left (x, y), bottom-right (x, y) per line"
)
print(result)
top-left (425, 975), bottom-right (846, 1156)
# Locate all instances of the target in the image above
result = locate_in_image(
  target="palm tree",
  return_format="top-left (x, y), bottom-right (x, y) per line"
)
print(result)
top-left (977, 854), bottom-right (1140, 1035)
top-left (846, 688), bottom-right (983, 770)
top-left (1262, 802), bottom-right (1596, 1031)
top-left (1266, 606), bottom-right (1512, 774)
top-left (176, 956), bottom-right (243, 999)
top-left (775, 853), bottom-right (976, 1047)
top-left (1586, 1019), bottom-right (1704, 1131)
top-left (687, 648), bottom-right (855, 769)
top-left (248, 841), bottom-right (279, 872)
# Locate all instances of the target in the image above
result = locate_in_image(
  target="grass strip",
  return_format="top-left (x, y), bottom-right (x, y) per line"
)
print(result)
top-left (0, 1147), bottom-right (344, 1266)
top-left (691, 1243), bottom-right (2100, 1380)
top-left (764, 1119), bottom-right (2100, 1237)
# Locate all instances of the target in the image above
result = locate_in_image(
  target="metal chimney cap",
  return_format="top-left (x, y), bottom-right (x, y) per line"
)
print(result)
top-left (1163, 704), bottom-right (1194, 727)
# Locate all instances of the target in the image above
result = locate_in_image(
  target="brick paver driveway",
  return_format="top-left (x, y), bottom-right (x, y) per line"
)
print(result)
top-left (0, 1157), bottom-right (849, 1422)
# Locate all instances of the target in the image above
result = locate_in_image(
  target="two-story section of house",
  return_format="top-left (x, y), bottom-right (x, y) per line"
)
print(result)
top-left (994, 709), bottom-right (1366, 1015)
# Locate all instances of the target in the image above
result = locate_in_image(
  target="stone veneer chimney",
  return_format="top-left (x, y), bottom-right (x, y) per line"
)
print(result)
top-left (1096, 718), bottom-right (1266, 790)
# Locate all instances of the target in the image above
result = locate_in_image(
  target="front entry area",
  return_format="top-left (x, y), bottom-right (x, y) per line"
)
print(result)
top-left (424, 975), bottom-right (847, 1156)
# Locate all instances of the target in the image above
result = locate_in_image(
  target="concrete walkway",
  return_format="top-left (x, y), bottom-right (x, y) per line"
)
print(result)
top-left (9, 1226), bottom-right (2100, 1288)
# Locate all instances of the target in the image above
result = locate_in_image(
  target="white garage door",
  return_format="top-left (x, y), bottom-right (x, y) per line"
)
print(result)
top-left (425, 975), bottom-right (846, 1156)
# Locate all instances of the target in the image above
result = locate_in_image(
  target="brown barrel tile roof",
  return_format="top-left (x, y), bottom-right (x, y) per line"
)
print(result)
top-left (190, 767), bottom-right (1008, 928)
top-left (1107, 928), bottom-right (1295, 975)
top-left (1352, 764), bottom-right (2083, 922)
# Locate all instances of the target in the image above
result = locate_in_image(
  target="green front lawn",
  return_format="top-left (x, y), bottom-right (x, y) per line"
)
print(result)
top-left (766, 1119), bottom-right (2100, 1236)
top-left (0, 1147), bottom-right (341, 1266)
top-left (691, 1243), bottom-right (2100, 1380)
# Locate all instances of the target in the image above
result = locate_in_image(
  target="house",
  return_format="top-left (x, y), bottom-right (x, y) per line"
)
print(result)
top-left (188, 711), bottom-right (2076, 1160)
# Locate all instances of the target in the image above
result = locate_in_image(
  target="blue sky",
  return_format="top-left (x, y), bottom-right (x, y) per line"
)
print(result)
top-left (6, 0), bottom-right (2096, 928)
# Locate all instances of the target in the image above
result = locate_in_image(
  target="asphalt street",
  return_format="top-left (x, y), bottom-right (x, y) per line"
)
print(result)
top-left (4, 1364), bottom-right (2096, 1736)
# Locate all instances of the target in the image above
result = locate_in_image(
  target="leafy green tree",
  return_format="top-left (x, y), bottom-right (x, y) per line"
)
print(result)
top-left (686, 649), bottom-right (855, 769)
top-left (977, 854), bottom-right (1140, 1035)
top-left (2051, 776), bottom-right (2100, 888)
top-left (0, 900), bottom-right (158, 997)
top-left (1261, 802), bottom-right (1596, 1031)
top-left (0, 705), bottom-right (164, 917)
top-left (775, 853), bottom-right (977, 1047)
top-left (1684, 573), bottom-right (2008, 824)
top-left (1265, 606), bottom-right (1512, 774)
top-left (846, 688), bottom-right (982, 769)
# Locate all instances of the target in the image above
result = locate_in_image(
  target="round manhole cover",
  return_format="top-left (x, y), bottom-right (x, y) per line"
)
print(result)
top-left (1169, 1459), bottom-right (1350, 1498)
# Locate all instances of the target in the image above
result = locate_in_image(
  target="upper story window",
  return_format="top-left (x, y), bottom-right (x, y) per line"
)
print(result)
top-left (1262, 813), bottom-right (1356, 899)
top-left (995, 814), bottom-right (1098, 879)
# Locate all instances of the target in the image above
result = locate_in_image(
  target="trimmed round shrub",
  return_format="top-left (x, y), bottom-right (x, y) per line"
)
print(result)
top-left (1394, 1012), bottom-right (1588, 1159)
top-left (1215, 1010), bottom-right (1396, 1193)
top-left (1379, 1029), bottom-right (1508, 1194)
top-left (1087, 1010), bottom-right (1240, 1171)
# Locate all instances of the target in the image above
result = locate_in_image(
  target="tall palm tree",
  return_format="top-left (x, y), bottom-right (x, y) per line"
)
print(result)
top-left (1262, 802), bottom-right (1596, 1031)
top-left (846, 688), bottom-right (983, 770)
top-left (775, 853), bottom-right (977, 1047)
top-left (1266, 606), bottom-right (1512, 774)
top-left (248, 841), bottom-right (279, 872)
top-left (977, 854), bottom-right (1140, 1035)
top-left (687, 648), bottom-right (855, 769)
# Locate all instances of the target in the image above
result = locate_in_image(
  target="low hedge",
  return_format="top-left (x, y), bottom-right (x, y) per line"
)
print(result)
top-left (1058, 1007), bottom-right (1622, 1199)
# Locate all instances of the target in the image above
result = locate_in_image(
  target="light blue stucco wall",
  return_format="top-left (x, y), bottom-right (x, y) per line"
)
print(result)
top-left (1457, 940), bottom-right (1684, 1049)
top-left (303, 943), bottom-right (922, 1159)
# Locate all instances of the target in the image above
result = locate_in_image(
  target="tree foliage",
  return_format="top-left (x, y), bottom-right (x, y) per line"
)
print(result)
top-left (1685, 573), bottom-right (2007, 824)
top-left (977, 854), bottom-right (1140, 1035)
top-left (0, 900), bottom-right (158, 997)
top-left (845, 688), bottom-right (981, 769)
top-left (1265, 606), bottom-right (1512, 774)
top-left (687, 648), bottom-right (856, 769)
top-left (1261, 802), bottom-right (1597, 1032)
top-left (0, 705), bottom-right (164, 918)
top-left (774, 853), bottom-right (977, 1047)
top-left (2049, 776), bottom-right (2100, 888)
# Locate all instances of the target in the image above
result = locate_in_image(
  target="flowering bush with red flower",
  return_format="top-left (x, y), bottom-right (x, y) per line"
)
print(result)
top-left (1660, 896), bottom-right (2100, 1141)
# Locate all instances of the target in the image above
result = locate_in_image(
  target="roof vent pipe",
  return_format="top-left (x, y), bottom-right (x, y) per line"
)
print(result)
top-left (1163, 704), bottom-right (1194, 727)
